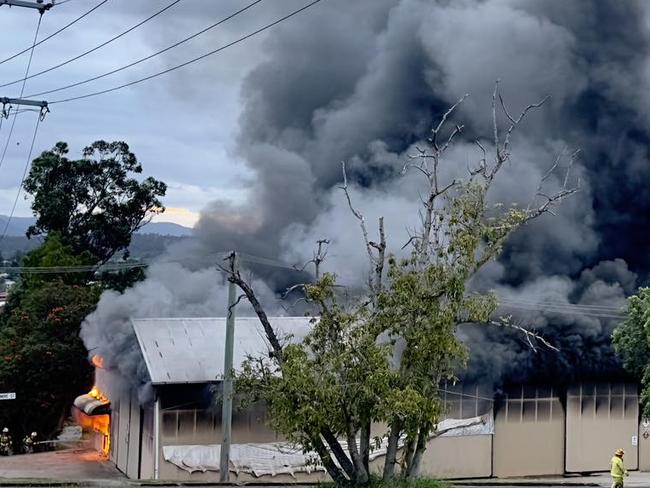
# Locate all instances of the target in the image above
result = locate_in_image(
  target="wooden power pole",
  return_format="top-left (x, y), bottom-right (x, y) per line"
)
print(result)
top-left (220, 252), bottom-right (238, 482)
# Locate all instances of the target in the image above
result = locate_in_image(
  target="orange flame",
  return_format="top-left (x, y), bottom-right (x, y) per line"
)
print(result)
top-left (75, 385), bottom-right (111, 456)
top-left (88, 385), bottom-right (108, 403)
top-left (91, 355), bottom-right (104, 369)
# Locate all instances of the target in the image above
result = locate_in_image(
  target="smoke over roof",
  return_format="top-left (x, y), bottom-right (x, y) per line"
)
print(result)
top-left (82, 0), bottom-right (650, 395)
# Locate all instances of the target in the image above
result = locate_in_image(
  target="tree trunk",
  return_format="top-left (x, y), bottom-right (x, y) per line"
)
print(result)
top-left (401, 434), bottom-right (416, 478)
top-left (382, 420), bottom-right (402, 481)
top-left (321, 427), bottom-right (356, 480)
top-left (346, 425), bottom-right (369, 484)
top-left (360, 417), bottom-right (371, 473)
top-left (406, 422), bottom-right (430, 479)
top-left (311, 434), bottom-right (349, 485)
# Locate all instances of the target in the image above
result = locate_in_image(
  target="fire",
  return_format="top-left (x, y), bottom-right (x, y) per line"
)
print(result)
top-left (91, 355), bottom-right (104, 369)
top-left (88, 385), bottom-right (108, 403)
top-left (74, 409), bottom-right (110, 456)
top-left (73, 385), bottom-right (111, 456)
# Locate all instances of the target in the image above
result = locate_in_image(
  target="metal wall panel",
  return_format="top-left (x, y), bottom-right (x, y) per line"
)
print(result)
top-left (126, 399), bottom-right (141, 479)
top-left (566, 383), bottom-right (639, 472)
top-left (493, 386), bottom-right (565, 477)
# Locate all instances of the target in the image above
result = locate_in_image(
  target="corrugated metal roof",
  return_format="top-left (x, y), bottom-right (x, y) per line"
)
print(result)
top-left (131, 317), bottom-right (313, 385)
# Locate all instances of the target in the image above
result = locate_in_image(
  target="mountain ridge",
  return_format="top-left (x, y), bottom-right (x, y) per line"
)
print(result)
top-left (0, 215), bottom-right (193, 237)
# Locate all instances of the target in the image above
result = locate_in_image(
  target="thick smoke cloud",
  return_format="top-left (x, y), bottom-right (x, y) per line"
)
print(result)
top-left (83, 0), bottom-right (650, 395)
top-left (81, 255), bottom-right (277, 401)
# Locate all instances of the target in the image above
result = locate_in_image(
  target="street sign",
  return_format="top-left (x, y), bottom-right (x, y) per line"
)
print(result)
top-left (0, 393), bottom-right (15, 400)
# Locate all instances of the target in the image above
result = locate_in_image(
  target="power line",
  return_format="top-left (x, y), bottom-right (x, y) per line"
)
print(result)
top-left (44, 0), bottom-right (324, 105)
top-left (0, 13), bottom-right (43, 172)
top-left (0, 0), bottom-right (182, 89)
top-left (497, 298), bottom-right (624, 313)
top-left (0, 112), bottom-right (43, 244)
top-left (497, 301), bottom-right (623, 319)
top-left (497, 296), bottom-right (623, 311)
top-left (0, 0), bottom-right (109, 67)
top-left (27, 0), bottom-right (265, 99)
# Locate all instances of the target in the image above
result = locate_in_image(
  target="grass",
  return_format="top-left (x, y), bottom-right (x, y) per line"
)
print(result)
top-left (321, 475), bottom-right (451, 488)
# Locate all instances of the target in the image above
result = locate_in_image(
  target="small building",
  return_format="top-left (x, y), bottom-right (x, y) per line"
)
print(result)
top-left (74, 317), bottom-right (650, 482)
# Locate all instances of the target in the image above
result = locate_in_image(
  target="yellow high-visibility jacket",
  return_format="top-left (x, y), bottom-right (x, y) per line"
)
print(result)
top-left (611, 456), bottom-right (627, 478)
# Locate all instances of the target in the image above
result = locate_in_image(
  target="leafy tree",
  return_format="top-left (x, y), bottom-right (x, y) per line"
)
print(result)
top-left (23, 140), bottom-right (167, 264)
top-left (613, 288), bottom-right (650, 416)
top-left (229, 89), bottom-right (575, 484)
top-left (0, 141), bottom-right (167, 440)
top-left (0, 236), bottom-right (100, 439)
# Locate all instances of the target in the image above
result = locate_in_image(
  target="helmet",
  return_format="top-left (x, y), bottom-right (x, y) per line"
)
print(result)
top-left (2, 428), bottom-right (8, 433)
top-left (615, 448), bottom-right (625, 456)
top-left (30, 432), bottom-right (36, 437)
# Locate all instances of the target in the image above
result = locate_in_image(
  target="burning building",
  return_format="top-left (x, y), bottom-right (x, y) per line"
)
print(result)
top-left (75, 316), bottom-right (650, 482)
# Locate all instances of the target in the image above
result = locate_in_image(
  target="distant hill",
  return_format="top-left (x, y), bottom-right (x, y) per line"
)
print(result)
top-left (0, 215), bottom-right (192, 237)
top-left (139, 221), bottom-right (193, 237)
top-left (0, 216), bottom-right (33, 237)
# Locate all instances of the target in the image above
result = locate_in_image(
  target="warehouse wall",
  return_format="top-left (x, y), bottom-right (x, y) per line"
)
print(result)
top-left (493, 386), bottom-right (565, 477)
top-left (420, 435), bottom-right (493, 479)
top-left (566, 383), bottom-right (639, 473)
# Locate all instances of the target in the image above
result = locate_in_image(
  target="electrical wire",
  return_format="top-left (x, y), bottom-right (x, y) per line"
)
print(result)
top-left (0, 0), bottom-right (182, 89)
top-left (27, 0), bottom-right (265, 99)
top-left (0, 0), bottom-right (109, 67)
top-left (497, 301), bottom-right (623, 319)
top-left (0, 13), bottom-right (43, 173)
top-left (496, 296), bottom-right (623, 311)
top-left (0, 113), bottom-right (43, 244)
top-left (43, 0), bottom-right (324, 104)
top-left (497, 298), bottom-right (624, 314)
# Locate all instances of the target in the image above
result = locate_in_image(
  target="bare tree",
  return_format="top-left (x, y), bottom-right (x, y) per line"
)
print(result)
top-left (224, 84), bottom-right (577, 484)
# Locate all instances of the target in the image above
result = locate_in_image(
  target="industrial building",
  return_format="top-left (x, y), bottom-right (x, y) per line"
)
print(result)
top-left (73, 317), bottom-right (649, 482)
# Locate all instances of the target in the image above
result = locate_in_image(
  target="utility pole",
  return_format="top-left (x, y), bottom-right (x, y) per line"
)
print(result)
top-left (0, 0), bottom-right (54, 12)
top-left (220, 251), bottom-right (238, 482)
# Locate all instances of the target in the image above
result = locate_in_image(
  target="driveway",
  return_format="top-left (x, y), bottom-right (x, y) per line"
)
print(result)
top-left (0, 448), bottom-right (124, 483)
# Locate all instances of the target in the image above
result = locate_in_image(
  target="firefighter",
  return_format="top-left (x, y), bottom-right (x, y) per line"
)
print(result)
top-left (0, 427), bottom-right (12, 456)
top-left (22, 432), bottom-right (36, 454)
top-left (610, 448), bottom-right (629, 488)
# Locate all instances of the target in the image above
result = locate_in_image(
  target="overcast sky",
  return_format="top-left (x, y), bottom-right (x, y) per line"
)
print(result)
top-left (0, 0), bottom-right (320, 227)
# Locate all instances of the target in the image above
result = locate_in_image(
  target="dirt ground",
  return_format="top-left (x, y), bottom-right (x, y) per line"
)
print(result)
top-left (0, 448), bottom-right (124, 484)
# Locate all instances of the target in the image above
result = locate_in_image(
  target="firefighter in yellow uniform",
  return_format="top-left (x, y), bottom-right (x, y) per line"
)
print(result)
top-left (611, 448), bottom-right (628, 488)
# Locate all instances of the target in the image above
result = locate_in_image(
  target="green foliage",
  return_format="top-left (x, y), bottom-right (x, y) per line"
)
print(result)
top-left (321, 474), bottom-right (450, 488)
top-left (613, 288), bottom-right (650, 417)
top-left (0, 140), bottom-right (168, 441)
top-left (0, 269), bottom-right (100, 439)
top-left (239, 274), bottom-right (393, 451)
top-left (23, 141), bottom-right (167, 263)
top-left (238, 180), bottom-right (519, 482)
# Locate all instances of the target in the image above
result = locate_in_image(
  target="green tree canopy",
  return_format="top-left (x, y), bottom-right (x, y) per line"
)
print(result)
top-left (613, 288), bottom-right (650, 416)
top-left (0, 236), bottom-right (100, 439)
top-left (23, 141), bottom-right (167, 263)
top-left (0, 140), bottom-right (167, 441)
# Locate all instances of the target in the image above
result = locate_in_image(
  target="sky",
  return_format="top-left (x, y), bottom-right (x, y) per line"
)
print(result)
top-left (0, 0), bottom-right (317, 227)
top-left (0, 0), bottom-right (647, 389)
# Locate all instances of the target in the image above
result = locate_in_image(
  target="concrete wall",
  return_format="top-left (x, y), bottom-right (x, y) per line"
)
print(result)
top-left (493, 386), bottom-right (565, 477)
top-left (566, 383), bottom-right (639, 473)
top-left (420, 435), bottom-right (492, 479)
top-left (157, 431), bottom-right (493, 482)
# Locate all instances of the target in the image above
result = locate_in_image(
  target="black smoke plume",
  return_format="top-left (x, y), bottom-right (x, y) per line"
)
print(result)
top-left (83, 0), bottom-right (650, 395)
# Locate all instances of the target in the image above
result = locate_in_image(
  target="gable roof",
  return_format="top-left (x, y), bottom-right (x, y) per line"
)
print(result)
top-left (131, 317), bottom-right (312, 385)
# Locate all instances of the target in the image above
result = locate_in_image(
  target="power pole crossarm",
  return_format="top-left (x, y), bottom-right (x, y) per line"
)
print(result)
top-left (0, 0), bottom-right (53, 11)
top-left (0, 98), bottom-right (47, 108)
